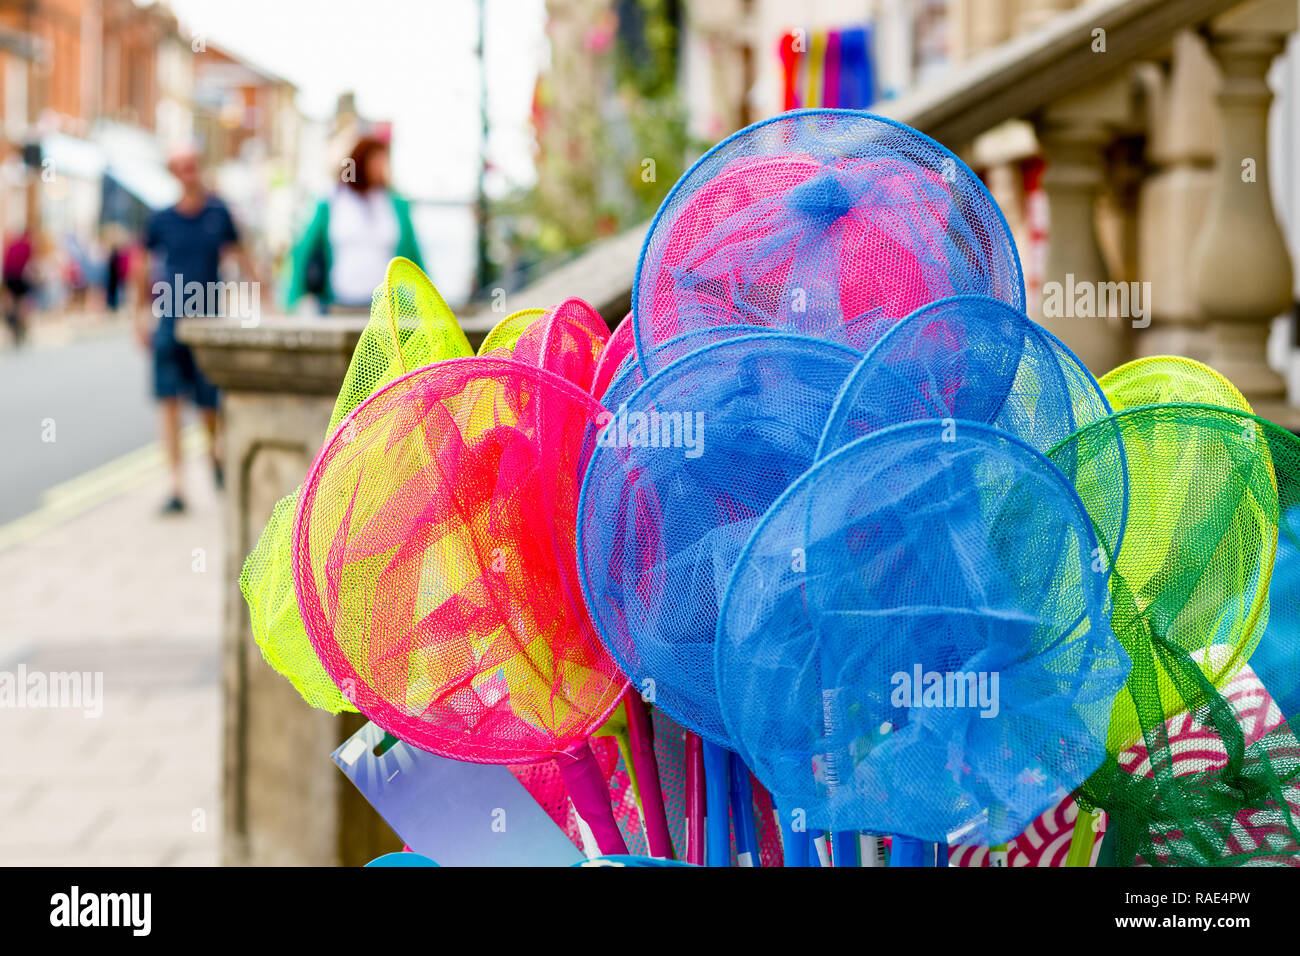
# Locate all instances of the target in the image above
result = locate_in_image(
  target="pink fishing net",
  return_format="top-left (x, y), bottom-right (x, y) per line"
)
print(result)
top-left (591, 312), bottom-right (635, 400)
top-left (633, 110), bottom-right (1024, 375)
top-left (512, 297), bottom-right (610, 393)
top-left (293, 357), bottom-right (627, 763)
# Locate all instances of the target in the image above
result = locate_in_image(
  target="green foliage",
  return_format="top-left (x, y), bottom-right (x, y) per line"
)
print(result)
top-left (485, 0), bottom-right (702, 291)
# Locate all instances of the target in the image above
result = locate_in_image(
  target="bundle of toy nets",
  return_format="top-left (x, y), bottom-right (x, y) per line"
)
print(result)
top-left (1048, 404), bottom-right (1300, 866)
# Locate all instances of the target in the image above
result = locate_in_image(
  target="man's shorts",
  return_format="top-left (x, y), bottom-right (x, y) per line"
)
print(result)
top-left (153, 336), bottom-right (220, 409)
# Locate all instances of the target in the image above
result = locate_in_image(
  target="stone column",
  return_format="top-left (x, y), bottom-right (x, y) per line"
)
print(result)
top-left (1018, 0), bottom-right (1077, 36)
top-left (1032, 76), bottom-right (1137, 374)
top-left (967, 0), bottom-right (1017, 55)
top-left (1191, 0), bottom-right (1297, 422)
top-left (1134, 32), bottom-right (1220, 360)
top-left (179, 316), bottom-right (402, 866)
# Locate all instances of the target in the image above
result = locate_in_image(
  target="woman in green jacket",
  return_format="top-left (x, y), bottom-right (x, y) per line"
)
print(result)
top-left (285, 136), bottom-right (424, 312)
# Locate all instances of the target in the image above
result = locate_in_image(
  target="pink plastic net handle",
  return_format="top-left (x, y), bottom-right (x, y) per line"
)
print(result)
top-left (624, 693), bottom-right (674, 858)
top-left (684, 732), bottom-right (706, 865)
top-left (558, 740), bottom-right (630, 855)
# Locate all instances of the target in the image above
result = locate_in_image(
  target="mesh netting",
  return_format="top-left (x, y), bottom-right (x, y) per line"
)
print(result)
top-left (1099, 356), bottom-right (1251, 413)
top-left (478, 308), bottom-right (547, 357)
top-left (294, 356), bottom-right (627, 762)
top-left (632, 109), bottom-right (1024, 376)
top-left (328, 257), bottom-right (473, 432)
top-left (715, 421), bottom-right (1128, 844)
top-left (949, 795), bottom-right (1096, 866)
top-left (591, 312), bottom-right (635, 401)
top-left (1047, 406), bottom-right (1300, 866)
top-left (240, 257), bottom-right (472, 714)
top-left (816, 294), bottom-right (1110, 461)
top-left (600, 324), bottom-right (782, 416)
top-left (1048, 404), bottom-right (1277, 757)
top-left (578, 333), bottom-right (863, 746)
top-left (510, 298), bottom-right (609, 393)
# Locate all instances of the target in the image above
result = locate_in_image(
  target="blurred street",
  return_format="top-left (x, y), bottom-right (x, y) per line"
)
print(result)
top-left (0, 321), bottom-right (156, 523)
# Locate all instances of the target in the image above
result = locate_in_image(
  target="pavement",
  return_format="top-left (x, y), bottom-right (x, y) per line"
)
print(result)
top-left (0, 428), bottom-right (223, 865)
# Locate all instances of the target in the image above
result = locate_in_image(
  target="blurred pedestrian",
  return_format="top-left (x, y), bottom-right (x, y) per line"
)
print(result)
top-left (285, 136), bottom-right (423, 313)
top-left (2, 228), bottom-right (35, 346)
top-left (62, 232), bottom-right (93, 311)
top-left (135, 144), bottom-right (257, 516)
top-left (103, 225), bottom-right (132, 313)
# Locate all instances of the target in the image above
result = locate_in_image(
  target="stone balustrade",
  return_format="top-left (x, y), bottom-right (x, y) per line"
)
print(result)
top-left (926, 0), bottom-right (1299, 423)
top-left (180, 316), bottom-right (386, 866)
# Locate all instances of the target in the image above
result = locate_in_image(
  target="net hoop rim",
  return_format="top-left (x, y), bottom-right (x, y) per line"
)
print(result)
top-left (293, 354), bottom-right (629, 764)
top-left (1097, 355), bottom-right (1250, 409)
top-left (1045, 401), bottom-right (1290, 682)
top-left (598, 322), bottom-right (788, 411)
top-left (630, 108), bottom-right (1028, 376)
top-left (714, 416), bottom-right (1107, 764)
top-left (814, 293), bottom-right (1112, 462)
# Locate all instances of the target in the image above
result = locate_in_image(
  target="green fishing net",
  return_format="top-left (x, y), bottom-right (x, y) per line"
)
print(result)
top-left (1050, 403), bottom-right (1300, 865)
top-left (239, 257), bottom-right (472, 713)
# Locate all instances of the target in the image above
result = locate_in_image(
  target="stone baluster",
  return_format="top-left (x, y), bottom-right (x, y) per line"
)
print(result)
top-left (1191, 0), bottom-right (1297, 421)
top-left (1018, 0), bottom-right (1079, 36)
top-left (1032, 76), bottom-right (1138, 374)
top-left (967, 0), bottom-right (1018, 55)
top-left (1134, 32), bottom-right (1221, 360)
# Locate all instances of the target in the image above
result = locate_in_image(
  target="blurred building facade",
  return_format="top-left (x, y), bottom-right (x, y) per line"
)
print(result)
top-left (0, 0), bottom-right (302, 308)
top-left (491, 0), bottom-right (690, 296)
top-left (192, 42), bottom-right (302, 267)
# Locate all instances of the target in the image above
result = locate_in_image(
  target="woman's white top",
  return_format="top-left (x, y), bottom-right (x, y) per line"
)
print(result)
top-left (328, 186), bottom-right (399, 306)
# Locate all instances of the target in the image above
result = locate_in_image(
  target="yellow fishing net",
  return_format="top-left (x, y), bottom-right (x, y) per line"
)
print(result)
top-left (239, 258), bottom-right (473, 713)
top-left (1099, 355), bottom-right (1251, 414)
top-left (1081, 359), bottom-right (1268, 751)
top-left (478, 308), bottom-right (546, 356)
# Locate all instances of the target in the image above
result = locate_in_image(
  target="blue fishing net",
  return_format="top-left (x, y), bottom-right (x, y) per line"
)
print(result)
top-left (1254, 504), bottom-right (1300, 722)
top-left (715, 421), bottom-right (1129, 844)
top-left (632, 109), bottom-right (1025, 376)
top-left (577, 333), bottom-right (863, 746)
top-left (816, 295), bottom-right (1111, 461)
top-left (600, 325), bottom-right (780, 416)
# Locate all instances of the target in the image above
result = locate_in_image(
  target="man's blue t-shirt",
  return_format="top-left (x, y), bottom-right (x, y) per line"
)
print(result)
top-left (144, 196), bottom-right (238, 342)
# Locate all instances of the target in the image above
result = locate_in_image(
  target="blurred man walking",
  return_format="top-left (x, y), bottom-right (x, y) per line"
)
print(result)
top-left (135, 145), bottom-right (256, 515)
